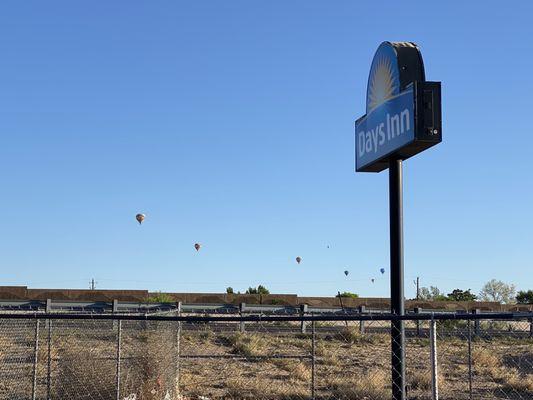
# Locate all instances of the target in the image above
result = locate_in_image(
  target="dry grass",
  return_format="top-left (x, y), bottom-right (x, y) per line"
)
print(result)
top-left (334, 327), bottom-right (387, 345)
top-left (49, 325), bottom-right (175, 400)
top-left (473, 347), bottom-right (501, 375)
top-left (501, 372), bottom-right (533, 393)
top-left (228, 332), bottom-right (266, 357)
top-left (327, 368), bottom-right (389, 400)
top-left (180, 359), bottom-right (311, 400)
top-left (225, 376), bottom-right (261, 399)
top-left (53, 350), bottom-right (116, 399)
top-left (1, 322), bottom-right (532, 399)
top-left (474, 347), bottom-right (533, 394)
top-left (409, 368), bottom-right (445, 391)
top-left (196, 328), bottom-right (214, 343)
top-left (273, 359), bottom-right (312, 381)
top-left (225, 376), bottom-right (309, 400)
top-left (313, 342), bottom-right (340, 366)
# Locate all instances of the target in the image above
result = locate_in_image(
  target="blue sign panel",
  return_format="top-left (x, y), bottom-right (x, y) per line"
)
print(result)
top-left (356, 88), bottom-right (415, 171)
top-left (355, 42), bottom-right (441, 172)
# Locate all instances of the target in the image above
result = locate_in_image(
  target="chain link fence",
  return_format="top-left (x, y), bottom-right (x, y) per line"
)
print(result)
top-left (0, 313), bottom-right (531, 400)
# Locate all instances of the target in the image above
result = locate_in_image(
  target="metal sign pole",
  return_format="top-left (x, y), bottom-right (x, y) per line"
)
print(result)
top-left (389, 158), bottom-right (406, 400)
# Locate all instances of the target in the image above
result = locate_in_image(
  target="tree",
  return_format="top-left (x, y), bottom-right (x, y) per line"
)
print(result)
top-left (447, 289), bottom-right (477, 302)
top-left (479, 279), bottom-right (516, 304)
top-left (246, 285), bottom-right (270, 295)
top-left (226, 287), bottom-right (234, 294)
top-left (146, 291), bottom-right (174, 303)
top-left (418, 286), bottom-right (447, 301)
top-left (516, 290), bottom-right (533, 304)
top-left (336, 292), bottom-right (359, 299)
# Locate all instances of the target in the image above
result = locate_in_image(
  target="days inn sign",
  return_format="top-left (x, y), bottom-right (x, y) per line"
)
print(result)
top-left (355, 42), bottom-right (441, 172)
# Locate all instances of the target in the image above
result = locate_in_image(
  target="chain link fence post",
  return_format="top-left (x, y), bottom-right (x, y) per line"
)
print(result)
top-left (115, 319), bottom-right (122, 400)
top-left (46, 319), bottom-right (52, 400)
top-left (175, 301), bottom-right (182, 397)
top-left (300, 304), bottom-right (308, 334)
top-left (32, 319), bottom-right (40, 400)
top-left (472, 309), bottom-right (480, 337)
top-left (358, 305), bottom-right (366, 334)
top-left (311, 319), bottom-right (316, 400)
top-left (239, 303), bottom-right (246, 333)
top-left (467, 319), bottom-right (473, 400)
top-left (429, 316), bottom-right (439, 400)
top-left (112, 299), bottom-right (119, 330)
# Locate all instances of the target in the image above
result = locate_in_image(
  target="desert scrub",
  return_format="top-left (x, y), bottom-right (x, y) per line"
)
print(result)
top-left (408, 368), bottom-right (445, 391)
top-left (474, 347), bottom-right (501, 376)
top-left (501, 372), bottom-right (533, 393)
top-left (327, 368), bottom-right (389, 400)
top-left (52, 346), bottom-right (116, 399)
top-left (437, 319), bottom-right (468, 334)
top-left (474, 347), bottom-right (533, 394)
top-left (225, 376), bottom-right (309, 400)
top-left (228, 332), bottom-right (266, 357)
top-left (313, 341), bottom-right (340, 366)
top-left (315, 341), bottom-right (340, 366)
top-left (197, 328), bottom-right (214, 343)
top-left (272, 359), bottom-right (311, 382)
top-left (408, 337), bottom-right (430, 347)
top-left (334, 327), bottom-right (386, 344)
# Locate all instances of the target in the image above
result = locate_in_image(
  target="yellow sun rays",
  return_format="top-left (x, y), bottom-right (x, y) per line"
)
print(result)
top-left (368, 57), bottom-right (397, 112)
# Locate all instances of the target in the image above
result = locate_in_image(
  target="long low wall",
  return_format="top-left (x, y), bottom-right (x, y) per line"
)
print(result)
top-left (0, 286), bottom-right (530, 312)
top-left (0, 286), bottom-right (149, 302)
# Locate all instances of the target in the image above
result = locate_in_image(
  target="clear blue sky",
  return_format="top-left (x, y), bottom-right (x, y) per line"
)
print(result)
top-left (1, 2), bottom-right (531, 298)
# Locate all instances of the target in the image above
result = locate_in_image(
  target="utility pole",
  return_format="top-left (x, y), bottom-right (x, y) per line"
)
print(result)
top-left (415, 277), bottom-right (420, 300)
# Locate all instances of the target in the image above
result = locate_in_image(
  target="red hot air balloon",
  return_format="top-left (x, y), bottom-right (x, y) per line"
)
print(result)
top-left (194, 243), bottom-right (201, 252)
top-left (295, 256), bottom-right (302, 264)
top-left (136, 214), bottom-right (145, 225)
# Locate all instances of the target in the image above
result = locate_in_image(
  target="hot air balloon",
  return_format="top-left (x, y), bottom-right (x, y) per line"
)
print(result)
top-left (194, 243), bottom-right (201, 252)
top-left (344, 270), bottom-right (349, 276)
top-left (136, 214), bottom-right (145, 225)
top-left (380, 268), bottom-right (385, 275)
top-left (371, 278), bottom-right (375, 283)
top-left (295, 256), bottom-right (302, 264)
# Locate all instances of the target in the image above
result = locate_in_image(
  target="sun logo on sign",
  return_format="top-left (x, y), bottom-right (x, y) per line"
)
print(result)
top-left (368, 57), bottom-right (397, 112)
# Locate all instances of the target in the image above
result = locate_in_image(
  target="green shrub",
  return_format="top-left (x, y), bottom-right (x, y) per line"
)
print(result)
top-left (146, 291), bottom-right (174, 303)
